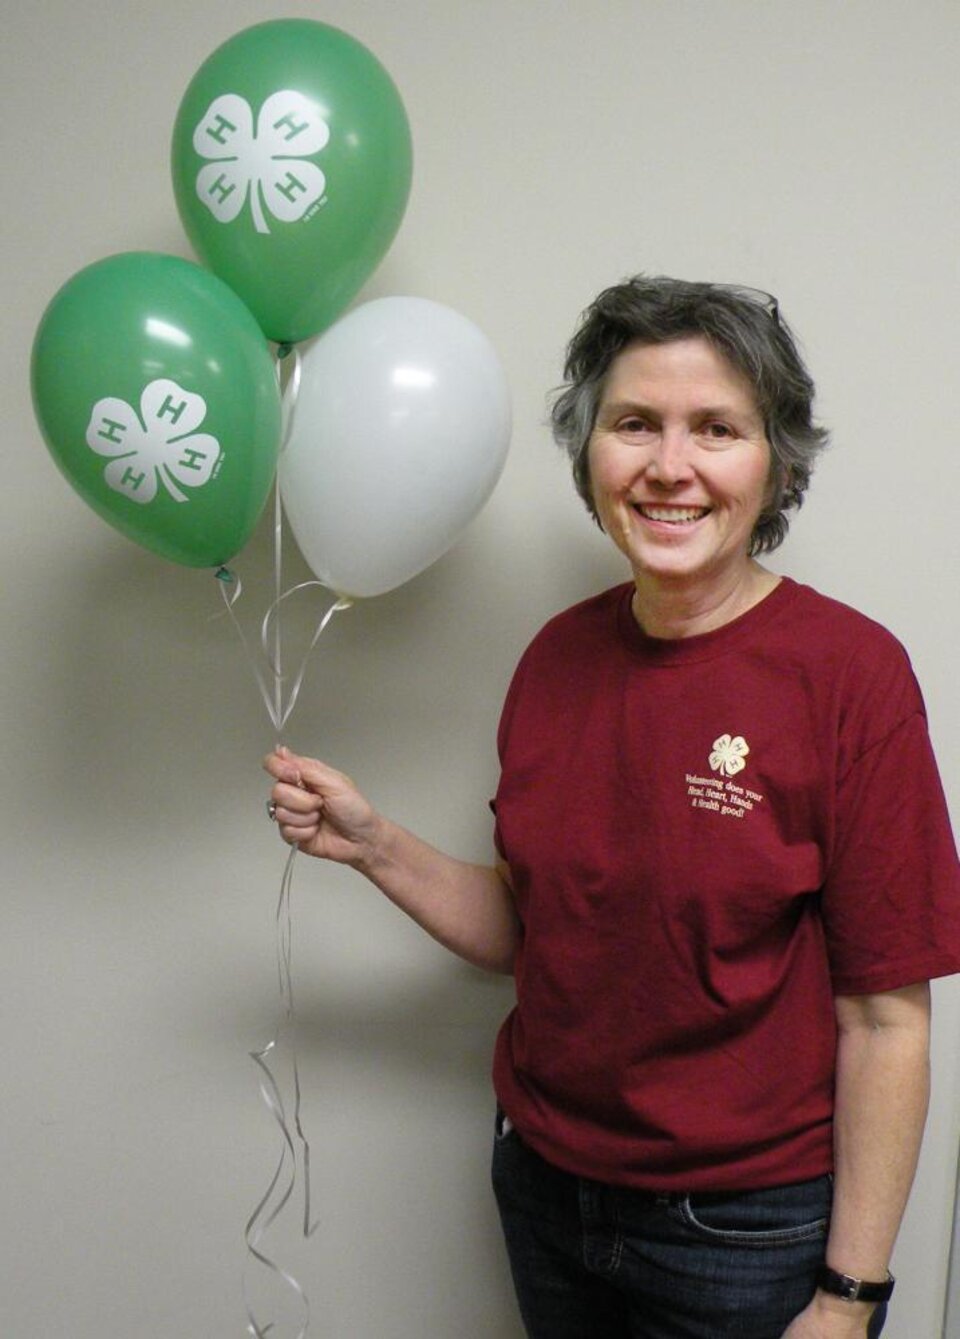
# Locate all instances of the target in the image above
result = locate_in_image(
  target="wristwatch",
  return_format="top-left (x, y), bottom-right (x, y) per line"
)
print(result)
top-left (816, 1265), bottom-right (895, 1303)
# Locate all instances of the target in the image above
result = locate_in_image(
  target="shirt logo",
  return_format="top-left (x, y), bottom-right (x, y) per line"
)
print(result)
top-left (709, 733), bottom-right (750, 777)
top-left (686, 733), bottom-right (764, 821)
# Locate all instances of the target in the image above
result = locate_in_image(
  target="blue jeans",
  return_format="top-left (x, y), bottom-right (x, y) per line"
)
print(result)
top-left (491, 1114), bottom-right (887, 1338)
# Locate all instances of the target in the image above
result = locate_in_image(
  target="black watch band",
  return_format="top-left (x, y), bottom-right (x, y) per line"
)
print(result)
top-left (816, 1265), bottom-right (895, 1303)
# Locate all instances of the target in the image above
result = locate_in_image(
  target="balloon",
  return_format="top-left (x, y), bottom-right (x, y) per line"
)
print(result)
top-left (171, 20), bottom-right (413, 344)
top-left (31, 252), bottom-right (281, 568)
top-left (280, 298), bottom-right (511, 599)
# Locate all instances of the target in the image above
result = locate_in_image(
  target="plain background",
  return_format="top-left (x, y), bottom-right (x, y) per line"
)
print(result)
top-left (4, 2), bottom-right (958, 1335)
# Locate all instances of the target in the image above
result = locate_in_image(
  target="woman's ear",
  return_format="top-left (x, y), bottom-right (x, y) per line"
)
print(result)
top-left (763, 461), bottom-right (793, 516)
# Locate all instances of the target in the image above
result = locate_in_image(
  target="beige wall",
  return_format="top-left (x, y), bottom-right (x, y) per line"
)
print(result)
top-left (4, 2), bottom-right (957, 1334)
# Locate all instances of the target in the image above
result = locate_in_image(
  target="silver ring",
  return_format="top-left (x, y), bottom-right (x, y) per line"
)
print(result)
top-left (267, 801), bottom-right (278, 822)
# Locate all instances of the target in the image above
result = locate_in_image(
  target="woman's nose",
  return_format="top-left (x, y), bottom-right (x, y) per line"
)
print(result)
top-left (645, 427), bottom-right (694, 485)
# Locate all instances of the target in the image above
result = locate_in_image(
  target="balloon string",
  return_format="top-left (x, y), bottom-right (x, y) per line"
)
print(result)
top-left (277, 344), bottom-right (303, 455)
top-left (215, 344), bottom-right (351, 732)
top-left (278, 845), bottom-right (319, 1240)
top-left (215, 570), bottom-right (352, 732)
top-left (242, 846), bottom-right (317, 1339)
top-left (263, 587), bottom-right (354, 732)
top-left (216, 568), bottom-right (280, 729)
top-left (273, 479), bottom-right (284, 740)
top-left (271, 342), bottom-right (300, 742)
top-left (229, 343), bottom-right (353, 1337)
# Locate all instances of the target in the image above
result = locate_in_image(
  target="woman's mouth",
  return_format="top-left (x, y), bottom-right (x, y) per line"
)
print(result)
top-left (633, 504), bottom-right (711, 524)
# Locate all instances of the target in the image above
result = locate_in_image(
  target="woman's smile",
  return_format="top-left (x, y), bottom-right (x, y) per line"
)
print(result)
top-left (631, 502), bottom-right (713, 525)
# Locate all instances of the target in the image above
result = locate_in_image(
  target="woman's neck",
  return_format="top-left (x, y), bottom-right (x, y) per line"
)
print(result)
top-left (630, 562), bottom-right (781, 640)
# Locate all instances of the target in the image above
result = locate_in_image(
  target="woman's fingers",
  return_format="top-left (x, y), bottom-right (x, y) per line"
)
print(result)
top-left (274, 802), bottom-right (316, 827)
top-left (263, 747), bottom-right (374, 860)
top-left (279, 821), bottom-right (317, 849)
top-left (263, 748), bottom-right (304, 786)
top-left (271, 780), bottom-right (317, 814)
top-left (274, 799), bottom-right (322, 847)
top-left (263, 749), bottom-right (351, 798)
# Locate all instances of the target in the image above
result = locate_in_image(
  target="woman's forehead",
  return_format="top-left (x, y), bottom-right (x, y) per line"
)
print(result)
top-left (601, 336), bottom-right (761, 414)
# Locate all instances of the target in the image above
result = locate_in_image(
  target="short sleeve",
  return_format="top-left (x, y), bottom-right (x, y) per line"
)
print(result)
top-left (821, 708), bottom-right (960, 994)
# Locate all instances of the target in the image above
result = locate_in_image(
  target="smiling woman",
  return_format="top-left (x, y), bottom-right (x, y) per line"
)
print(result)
top-left (586, 336), bottom-right (777, 637)
top-left (553, 277), bottom-right (828, 560)
top-left (549, 277), bottom-right (832, 639)
top-left (265, 275), bottom-right (960, 1339)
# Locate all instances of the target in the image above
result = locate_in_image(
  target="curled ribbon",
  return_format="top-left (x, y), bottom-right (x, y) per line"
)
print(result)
top-left (242, 847), bottom-right (316, 1339)
top-left (214, 344), bottom-right (349, 1336)
top-left (215, 569), bottom-right (352, 734)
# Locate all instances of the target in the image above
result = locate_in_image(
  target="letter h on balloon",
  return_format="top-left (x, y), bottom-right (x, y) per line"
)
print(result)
top-left (158, 393), bottom-right (189, 426)
top-left (274, 172), bottom-right (310, 206)
top-left (272, 110), bottom-right (312, 143)
top-left (177, 446), bottom-right (212, 472)
top-left (95, 416), bottom-right (128, 447)
top-left (203, 113), bottom-right (238, 147)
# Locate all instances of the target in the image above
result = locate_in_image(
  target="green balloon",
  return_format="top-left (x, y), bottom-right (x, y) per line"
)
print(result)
top-left (171, 20), bottom-right (413, 343)
top-left (31, 252), bottom-right (281, 568)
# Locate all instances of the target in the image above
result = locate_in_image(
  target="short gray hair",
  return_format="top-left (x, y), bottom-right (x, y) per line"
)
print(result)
top-left (550, 275), bottom-right (829, 554)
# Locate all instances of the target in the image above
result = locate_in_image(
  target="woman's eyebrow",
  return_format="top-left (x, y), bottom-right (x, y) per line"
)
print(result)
top-left (596, 398), bottom-right (751, 422)
top-left (595, 399), bottom-right (657, 419)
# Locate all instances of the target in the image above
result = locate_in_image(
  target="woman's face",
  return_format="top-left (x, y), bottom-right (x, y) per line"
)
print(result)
top-left (587, 337), bottom-right (774, 595)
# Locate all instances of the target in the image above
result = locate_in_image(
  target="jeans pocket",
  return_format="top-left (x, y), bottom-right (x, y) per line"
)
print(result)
top-left (675, 1176), bottom-right (831, 1247)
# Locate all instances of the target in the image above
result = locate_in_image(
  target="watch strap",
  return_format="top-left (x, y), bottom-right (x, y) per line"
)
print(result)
top-left (816, 1265), bottom-right (895, 1303)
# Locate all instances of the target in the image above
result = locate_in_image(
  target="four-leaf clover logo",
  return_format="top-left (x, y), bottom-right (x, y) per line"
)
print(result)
top-left (709, 734), bottom-right (750, 777)
top-left (86, 379), bottom-right (221, 505)
top-left (193, 91), bottom-right (330, 234)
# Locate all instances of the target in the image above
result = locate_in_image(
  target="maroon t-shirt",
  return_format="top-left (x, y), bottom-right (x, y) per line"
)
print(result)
top-left (492, 579), bottom-right (960, 1192)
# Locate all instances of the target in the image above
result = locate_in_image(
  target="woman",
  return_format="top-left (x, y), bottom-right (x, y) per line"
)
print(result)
top-left (265, 277), bottom-right (960, 1338)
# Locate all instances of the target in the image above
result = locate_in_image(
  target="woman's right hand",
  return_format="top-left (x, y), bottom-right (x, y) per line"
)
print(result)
top-left (263, 747), bottom-right (383, 868)
top-left (264, 748), bottom-right (521, 973)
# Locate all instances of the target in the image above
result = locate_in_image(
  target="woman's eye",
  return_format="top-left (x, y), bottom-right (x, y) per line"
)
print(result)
top-left (618, 417), bottom-right (654, 435)
top-left (702, 421), bottom-right (736, 441)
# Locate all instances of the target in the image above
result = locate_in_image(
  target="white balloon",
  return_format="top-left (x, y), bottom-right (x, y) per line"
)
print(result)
top-left (280, 297), bottom-right (512, 598)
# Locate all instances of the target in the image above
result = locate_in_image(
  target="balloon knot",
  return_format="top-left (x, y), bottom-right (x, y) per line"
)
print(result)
top-left (276, 343), bottom-right (294, 360)
top-left (215, 566), bottom-right (236, 583)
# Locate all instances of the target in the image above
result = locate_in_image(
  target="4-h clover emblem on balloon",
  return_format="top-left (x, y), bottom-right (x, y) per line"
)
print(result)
top-left (193, 91), bottom-right (330, 235)
top-left (31, 252), bottom-right (281, 568)
top-left (87, 379), bottom-right (222, 505)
